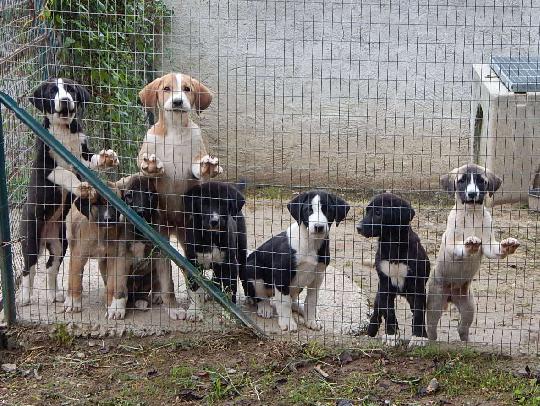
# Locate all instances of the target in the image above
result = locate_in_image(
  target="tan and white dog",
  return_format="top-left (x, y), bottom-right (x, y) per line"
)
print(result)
top-left (426, 164), bottom-right (520, 342)
top-left (135, 73), bottom-right (222, 321)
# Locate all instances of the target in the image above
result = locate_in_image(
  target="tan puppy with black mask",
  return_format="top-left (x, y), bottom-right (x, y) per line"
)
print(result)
top-left (426, 164), bottom-right (520, 342)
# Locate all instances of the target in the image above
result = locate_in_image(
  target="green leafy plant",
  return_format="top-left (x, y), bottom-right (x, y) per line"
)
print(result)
top-left (41, 0), bottom-right (172, 173)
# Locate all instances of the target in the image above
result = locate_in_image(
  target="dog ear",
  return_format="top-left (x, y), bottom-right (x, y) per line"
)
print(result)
top-left (287, 192), bottom-right (308, 225)
top-left (71, 83), bottom-right (90, 109)
top-left (227, 185), bottom-right (245, 216)
top-left (330, 194), bottom-right (350, 227)
top-left (139, 77), bottom-right (162, 109)
top-left (74, 197), bottom-right (92, 220)
top-left (484, 167), bottom-right (502, 197)
top-left (191, 78), bottom-right (213, 113)
top-left (29, 81), bottom-right (50, 112)
top-left (183, 189), bottom-right (195, 215)
top-left (440, 169), bottom-right (457, 195)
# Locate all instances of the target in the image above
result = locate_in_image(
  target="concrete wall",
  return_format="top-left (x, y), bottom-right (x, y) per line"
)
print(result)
top-left (162, 0), bottom-right (540, 192)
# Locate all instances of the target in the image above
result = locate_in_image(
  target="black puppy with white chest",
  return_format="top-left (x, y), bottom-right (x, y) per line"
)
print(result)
top-left (357, 193), bottom-right (430, 347)
top-left (244, 190), bottom-right (350, 332)
top-left (20, 78), bottom-right (118, 306)
top-left (182, 182), bottom-right (247, 321)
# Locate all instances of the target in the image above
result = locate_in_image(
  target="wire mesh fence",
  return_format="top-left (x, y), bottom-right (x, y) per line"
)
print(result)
top-left (1, 0), bottom-right (539, 355)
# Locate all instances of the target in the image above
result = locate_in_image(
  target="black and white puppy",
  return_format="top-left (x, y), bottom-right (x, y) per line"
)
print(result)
top-left (357, 193), bottom-right (430, 347)
top-left (244, 190), bottom-right (350, 332)
top-left (20, 78), bottom-right (119, 305)
top-left (182, 182), bottom-right (247, 321)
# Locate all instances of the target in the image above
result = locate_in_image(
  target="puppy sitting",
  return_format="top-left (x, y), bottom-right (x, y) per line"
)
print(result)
top-left (427, 164), bottom-right (520, 342)
top-left (244, 190), bottom-right (350, 332)
top-left (182, 182), bottom-right (247, 321)
top-left (357, 193), bottom-right (430, 347)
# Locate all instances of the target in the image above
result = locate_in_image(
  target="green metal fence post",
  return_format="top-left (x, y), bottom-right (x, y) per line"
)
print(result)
top-left (0, 105), bottom-right (16, 325)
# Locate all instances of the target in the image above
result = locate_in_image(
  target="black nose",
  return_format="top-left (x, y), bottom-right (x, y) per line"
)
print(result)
top-left (467, 191), bottom-right (478, 199)
top-left (172, 99), bottom-right (183, 108)
top-left (314, 224), bottom-right (325, 233)
top-left (209, 218), bottom-right (219, 228)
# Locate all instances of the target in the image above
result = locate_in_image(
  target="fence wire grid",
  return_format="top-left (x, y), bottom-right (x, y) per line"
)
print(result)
top-left (1, 0), bottom-right (539, 355)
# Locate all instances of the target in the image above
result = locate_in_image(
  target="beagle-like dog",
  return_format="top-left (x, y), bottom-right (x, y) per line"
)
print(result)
top-left (20, 78), bottom-right (118, 306)
top-left (426, 164), bottom-right (520, 342)
top-left (133, 73), bottom-right (222, 320)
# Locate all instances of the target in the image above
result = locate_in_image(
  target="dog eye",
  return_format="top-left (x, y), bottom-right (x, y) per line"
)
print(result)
top-left (163, 86), bottom-right (171, 92)
top-left (50, 85), bottom-right (58, 93)
top-left (183, 86), bottom-right (191, 92)
top-left (374, 209), bottom-right (381, 216)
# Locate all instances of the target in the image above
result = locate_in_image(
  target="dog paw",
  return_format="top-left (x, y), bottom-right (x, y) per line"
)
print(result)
top-left (408, 336), bottom-right (429, 348)
top-left (186, 307), bottom-right (203, 322)
top-left (292, 302), bottom-right (305, 317)
top-left (166, 307), bottom-right (186, 320)
top-left (303, 319), bottom-right (322, 331)
top-left (140, 153), bottom-right (165, 176)
top-left (20, 283), bottom-right (32, 306)
top-left (96, 149), bottom-right (119, 168)
top-left (77, 182), bottom-right (97, 201)
top-left (256, 301), bottom-right (274, 319)
top-left (47, 289), bottom-right (64, 304)
top-left (200, 155), bottom-right (223, 178)
top-left (501, 238), bottom-right (520, 255)
top-left (134, 300), bottom-right (149, 310)
top-left (278, 317), bottom-right (298, 332)
top-left (381, 334), bottom-right (401, 347)
top-left (106, 298), bottom-right (127, 320)
top-left (63, 295), bottom-right (82, 313)
top-left (464, 236), bottom-right (482, 255)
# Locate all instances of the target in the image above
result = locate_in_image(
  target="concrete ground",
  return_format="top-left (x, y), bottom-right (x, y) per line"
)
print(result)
top-left (5, 198), bottom-right (540, 356)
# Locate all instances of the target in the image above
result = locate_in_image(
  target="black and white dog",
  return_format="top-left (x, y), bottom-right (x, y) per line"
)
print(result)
top-left (20, 78), bottom-right (118, 305)
top-left (357, 193), bottom-right (430, 347)
top-left (182, 181), bottom-right (247, 321)
top-left (244, 190), bottom-right (350, 332)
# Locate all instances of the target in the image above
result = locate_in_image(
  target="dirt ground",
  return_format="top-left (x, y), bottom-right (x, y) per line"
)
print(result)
top-left (6, 195), bottom-right (540, 355)
top-left (0, 326), bottom-right (539, 405)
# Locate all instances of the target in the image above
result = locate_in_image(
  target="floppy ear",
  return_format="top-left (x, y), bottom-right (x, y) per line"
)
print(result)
top-left (440, 169), bottom-right (457, 195)
top-left (485, 168), bottom-right (502, 197)
top-left (74, 84), bottom-right (91, 109)
top-left (227, 185), bottom-right (245, 216)
top-left (29, 82), bottom-right (49, 112)
top-left (139, 77), bottom-right (162, 109)
top-left (191, 78), bottom-right (212, 113)
top-left (330, 195), bottom-right (350, 226)
top-left (74, 197), bottom-right (92, 220)
top-left (287, 192), bottom-right (308, 224)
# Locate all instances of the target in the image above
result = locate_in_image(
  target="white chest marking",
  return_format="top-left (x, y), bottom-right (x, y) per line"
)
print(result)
top-left (287, 223), bottom-right (321, 290)
top-left (379, 260), bottom-right (409, 290)
top-left (196, 246), bottom-right (226, 269)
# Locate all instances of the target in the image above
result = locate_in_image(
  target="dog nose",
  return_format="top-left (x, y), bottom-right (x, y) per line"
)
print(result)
top-left (209, 218), bottom-right (219, 228)
top-left (313, 224), bottom-right (325, 233)
top-left (467, 191), bottom-right (478, 199)
top-left (172, 99), bottom-right (183, 108)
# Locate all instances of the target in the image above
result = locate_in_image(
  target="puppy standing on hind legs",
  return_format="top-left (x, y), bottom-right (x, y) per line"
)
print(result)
top-left (357, 193), bottom-right (430, 347)
top-left (426, 164), bottom-right (520, 342)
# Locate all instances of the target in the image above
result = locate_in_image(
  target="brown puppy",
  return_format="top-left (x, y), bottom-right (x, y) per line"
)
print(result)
top-left (134, 73), bottom-right (222, 321)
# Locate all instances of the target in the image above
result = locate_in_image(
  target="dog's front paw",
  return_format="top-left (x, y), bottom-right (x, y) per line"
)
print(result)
top-left (64, 295), bottom-right (82, 313)
top-left (257, 301), bottom-right (274, 319)
top-left (186, 307), bottom-right (203, 322)
top-left (96, 149), bottom-right (119, 168)
top-left (47, 289), bottom-right (64, 304)
top-left (303, 319), bottom-right (322, 331)
top-left (408, 336), bottom-right (429, 348)
top-left (200, 155), bottom-right (223, 178)
top-left (501, 238), bottom-right (520, 255)
top-left (140, 153), bottom-right (165, 176)
top-left (134, 300), bottom-right (149, 310)
top-left (278, 317), bottom-right (298, 332)
top-left (106, 298), bottom-right (127, 320)
top-left (166, 307), bottom-right (186, 320)
top-left (464, 236), bottom-right (482, 255)
top-left (77, 182), bottom-right (97, 201)
top-left (381, 334), bottom-right (401, 347)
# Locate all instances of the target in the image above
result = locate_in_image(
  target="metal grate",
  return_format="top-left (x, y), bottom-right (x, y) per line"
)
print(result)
top-left (490, 56), bottom-right (540, 93)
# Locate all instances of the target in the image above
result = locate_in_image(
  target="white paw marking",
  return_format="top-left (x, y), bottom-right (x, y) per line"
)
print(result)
top-left (47, 289), bottom-right (64, 304)
top-left (166, 307), bottom-right (186, 320)
top-left (303, 319), bottom-right (322, 331)
top-left (98, 149), bottom-right (119, 167)
top-left (464, 236), bottom-right (482, 254)
top-left (107, 297), bottom-right (127, 320)
top-left (256, 301), bottom-right (274, 318)
top-left (278, 317), bottom-right (298, 332)
top-left (140, 153), bottom-right (164, 175)
top-left (63, 295), bottom-right (82, 313)
top-left (501, 237), bottom-right (520, 254)
top-left (381, 334), bottom-right (401, 347)
top-left (408, 336), bottom-right (429, 348)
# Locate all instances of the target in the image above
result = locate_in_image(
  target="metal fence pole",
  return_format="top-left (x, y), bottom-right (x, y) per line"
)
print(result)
top-left (0, 105), bottom-right (16, 325)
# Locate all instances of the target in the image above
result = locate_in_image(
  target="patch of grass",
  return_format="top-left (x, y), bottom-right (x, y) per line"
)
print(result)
top-left (50, 323), bottom-right (73, 346)
top-left (302, 340), bottom-right (329, 360)
top-left (170, 365), bottom-right (196, 389)
top-left (246, 185), bottom-right (289, 201)
top-left (287, 376), bottom-right (336, 404)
